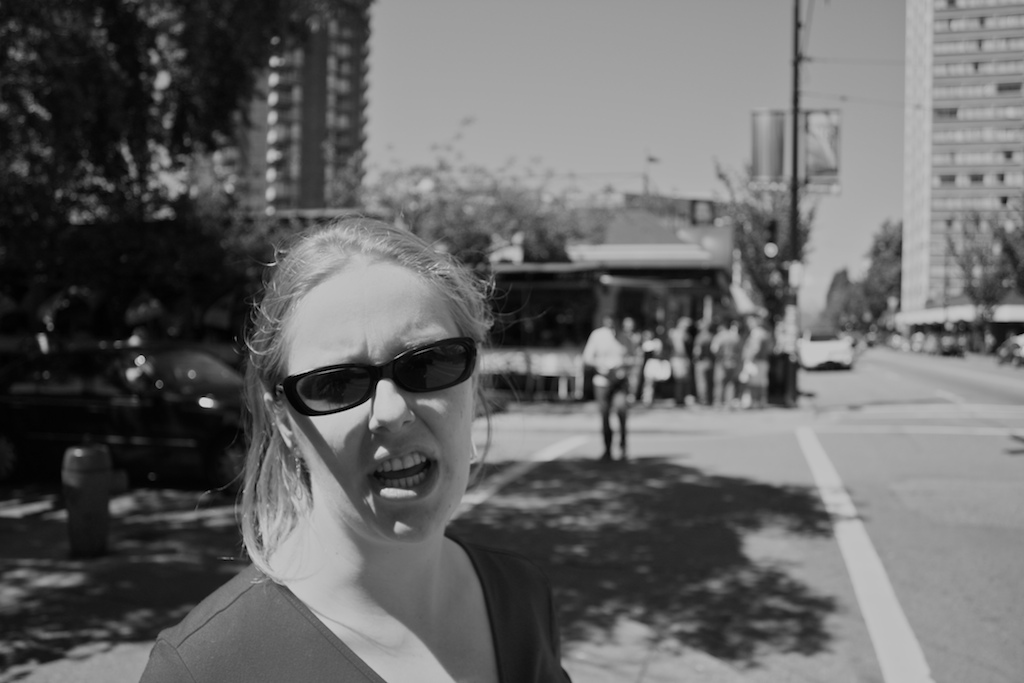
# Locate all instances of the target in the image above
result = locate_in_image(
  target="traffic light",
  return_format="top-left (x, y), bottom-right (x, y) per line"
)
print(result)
top-left (764, 219), bottom-right (779, 258)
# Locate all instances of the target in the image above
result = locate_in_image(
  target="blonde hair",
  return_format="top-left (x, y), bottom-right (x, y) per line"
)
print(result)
top-left (239, 216), bottom-right (493, 577)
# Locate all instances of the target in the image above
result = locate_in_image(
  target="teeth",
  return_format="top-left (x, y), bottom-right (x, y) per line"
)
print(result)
top-left (376, 453), bottom-right (427, 474)
top-left (386, 471), bottom-right (428, 488)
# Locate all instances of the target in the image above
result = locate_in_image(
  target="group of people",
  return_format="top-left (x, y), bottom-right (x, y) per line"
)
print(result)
top-left (582, 313), bottom-right (775, 461)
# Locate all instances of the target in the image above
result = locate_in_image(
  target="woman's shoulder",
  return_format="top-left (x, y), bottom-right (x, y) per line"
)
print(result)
top-left (449, 535), bottom-right (553, 596)
top-left (453, 535), bottom-right (545, 572)
top-left (153, 565), bottom-right (281, 648)
top-left (142, 565), bottom-right (351, 682)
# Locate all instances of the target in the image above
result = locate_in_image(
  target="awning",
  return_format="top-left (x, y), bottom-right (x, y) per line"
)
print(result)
top-left (566, 243), bottom-right (714, 268)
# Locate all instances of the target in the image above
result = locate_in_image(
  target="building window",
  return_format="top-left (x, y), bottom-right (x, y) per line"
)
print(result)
top-left (985, 14), bottom-right (1024, 30)
top-left (982, 37), bottom-right (1024, 52)
top-left (949, 17), bottom-right (982, 31)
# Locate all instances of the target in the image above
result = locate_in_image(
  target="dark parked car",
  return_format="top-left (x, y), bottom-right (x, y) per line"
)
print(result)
top-left (0, 343), bottom-right (246, 488)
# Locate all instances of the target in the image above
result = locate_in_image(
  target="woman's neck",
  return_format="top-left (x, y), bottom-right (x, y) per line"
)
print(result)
top-left (269, 508), bottom-right (455, 631)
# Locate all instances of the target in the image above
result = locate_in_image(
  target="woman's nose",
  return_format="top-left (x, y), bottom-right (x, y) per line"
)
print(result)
top-left (368, 379), bottom-right (415, 432)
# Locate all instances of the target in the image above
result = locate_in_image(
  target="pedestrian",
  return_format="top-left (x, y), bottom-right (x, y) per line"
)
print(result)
top-left (640, 326), bottom-right (669, 407)
top-left (583, 315), bottom-right (640, 461)
top-left (740, 316), bottom-right (773, 409)
top-left (621, 316), bottom-right (643, 402)
top-left (139, 218), bottom-right (571, 682)
top-left (667, 316), bottom-right (692, 406)
top-left (711, 319), bottom-right (742, 409)
top-left (691, 319), bottom-right (715, 406)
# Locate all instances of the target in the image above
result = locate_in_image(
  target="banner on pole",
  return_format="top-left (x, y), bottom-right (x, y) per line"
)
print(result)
top-left (751, 109), bottom-right (786, 185)
top-left (804, 110), bottom-right (841, 195)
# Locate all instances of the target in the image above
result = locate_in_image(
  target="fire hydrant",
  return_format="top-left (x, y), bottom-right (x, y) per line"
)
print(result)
top-left (61, 444), bottom-right (112, 558)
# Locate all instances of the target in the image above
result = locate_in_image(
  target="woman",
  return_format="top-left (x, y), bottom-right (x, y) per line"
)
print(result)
top-left (140, 218), bottom-right (570, 682)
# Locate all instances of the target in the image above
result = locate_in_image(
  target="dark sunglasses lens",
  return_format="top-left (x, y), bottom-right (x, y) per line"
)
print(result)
top-left (395, 341), bottom-right (473, 392)
top-left (295, 367), bottom-right (373, 412)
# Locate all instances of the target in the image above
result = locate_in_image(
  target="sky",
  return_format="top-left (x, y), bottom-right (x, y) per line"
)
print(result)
top-left (363, 0), bottom-right (907, 316)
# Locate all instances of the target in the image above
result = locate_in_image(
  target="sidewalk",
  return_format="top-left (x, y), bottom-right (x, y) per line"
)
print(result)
top-left (1, 400), bottom-right (824, 683)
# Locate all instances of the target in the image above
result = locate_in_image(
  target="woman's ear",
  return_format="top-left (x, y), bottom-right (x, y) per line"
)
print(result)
top-left (264, 391), bottom-right (296, 449)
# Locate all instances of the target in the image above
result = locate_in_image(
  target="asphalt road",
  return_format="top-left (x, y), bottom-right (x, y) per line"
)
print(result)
top-left (800, 346), bottom-right (1024, 683)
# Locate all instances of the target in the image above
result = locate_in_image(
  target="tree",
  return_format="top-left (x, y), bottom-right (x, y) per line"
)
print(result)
top-left (0, 0), bottom-right (297, 227)
top-left (0, 0), bottom-right (369, 338)
top-left (820, 269), bottom-right (869, 332)
top-left (818, 219), bottom-right (902, 333)
top-left (354, 125), bottom-right (608, 270)
top-left (715, 164), bottom-right (816, 323)
top-left (948, 211), bottom-right (1012, 330)
top-left (860, 220), bottom-right (902, 323)
top-left (997, 192), bottom-right (1024, 297)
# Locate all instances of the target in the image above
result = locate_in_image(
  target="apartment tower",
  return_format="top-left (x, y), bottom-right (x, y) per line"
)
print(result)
top-left (236, 1), bottom-right (372, 215)
top-left (901, 0), bottom-right (1024, 326)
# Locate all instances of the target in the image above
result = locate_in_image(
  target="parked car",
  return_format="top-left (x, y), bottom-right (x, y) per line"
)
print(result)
top-left (0, 343), bottom-right (246, 488)
top-left (797, 331), bottom-right (856, 370)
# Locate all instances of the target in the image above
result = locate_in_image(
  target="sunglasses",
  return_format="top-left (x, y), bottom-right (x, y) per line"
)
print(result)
top-left (277, 337), bottom-right (477, 416)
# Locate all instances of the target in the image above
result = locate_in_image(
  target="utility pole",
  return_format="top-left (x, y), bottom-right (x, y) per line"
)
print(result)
top-left (783, 0), bottom-right (802, 408)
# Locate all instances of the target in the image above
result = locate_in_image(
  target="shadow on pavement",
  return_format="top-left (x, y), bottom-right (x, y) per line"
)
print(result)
top-left (2, 455), bottom-right (837, 676)
top-left (450, 455), bottom-right (837, 668)
top-left (0, 490), bottom-right (245, 677)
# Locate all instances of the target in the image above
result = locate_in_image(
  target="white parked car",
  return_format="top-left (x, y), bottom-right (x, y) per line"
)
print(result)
top-left (797, 331), bottom-right (856, 370)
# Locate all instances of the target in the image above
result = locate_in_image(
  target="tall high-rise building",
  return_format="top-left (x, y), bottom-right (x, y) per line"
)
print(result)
top-left (235, 1), bottom-right (371, 216)
top-left (901, 0), bottom-right (1024, 328)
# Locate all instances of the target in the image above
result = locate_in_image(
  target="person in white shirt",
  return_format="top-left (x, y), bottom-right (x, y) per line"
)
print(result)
top-left (582, 315), bottom-right (640, 461)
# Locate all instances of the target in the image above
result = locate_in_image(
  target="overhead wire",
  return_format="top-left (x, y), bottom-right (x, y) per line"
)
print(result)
top-left (807, 56), bottom-right (904, 67)
top-left (803, 90), bottom-right (925, 110)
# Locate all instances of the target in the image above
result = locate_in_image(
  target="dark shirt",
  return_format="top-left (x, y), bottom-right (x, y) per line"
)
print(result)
top-left (140, 536), bottom-right (571, 682)
top-left (693, 330), bottom-right (714, 363)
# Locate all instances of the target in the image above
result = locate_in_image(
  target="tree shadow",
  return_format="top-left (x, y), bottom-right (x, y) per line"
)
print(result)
top-left (1, 460), bottom-right (839, 674)
top-left (1006, 434), bottom-right (1024, 456)
top-left (0, 492), bottom-right (244, 676)
top-left (450, 456), bottom-right (837, 667)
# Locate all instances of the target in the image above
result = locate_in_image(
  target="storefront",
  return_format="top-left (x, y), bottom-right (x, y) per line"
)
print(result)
top-left (482, 195), bottom-right (742, 400)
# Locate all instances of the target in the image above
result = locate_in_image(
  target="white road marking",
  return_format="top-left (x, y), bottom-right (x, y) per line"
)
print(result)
top-left (456, 434), bottom-right (591, 518)
top-left (817, 425), bottom-right (1022, 437)
top-left (840, 405), bottom-right (1024, 420)
top-left (935, 389), bottom-right (965, 404)
top-left (857, 404), bottom-right (1024, 412)
top-left (795, 427), bottom-right (935, 683)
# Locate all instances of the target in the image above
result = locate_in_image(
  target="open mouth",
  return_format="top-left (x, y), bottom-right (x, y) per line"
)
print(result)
top-left (372, 453), bottom-right (433, 490)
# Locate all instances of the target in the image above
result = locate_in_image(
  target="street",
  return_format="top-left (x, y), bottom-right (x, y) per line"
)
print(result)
top-left (802, 348), bottom-right (1024, 683)
top-left (2, 346), bottom-right (1023, 682)
top-left (461, 346), bottom-right (1024, 682)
